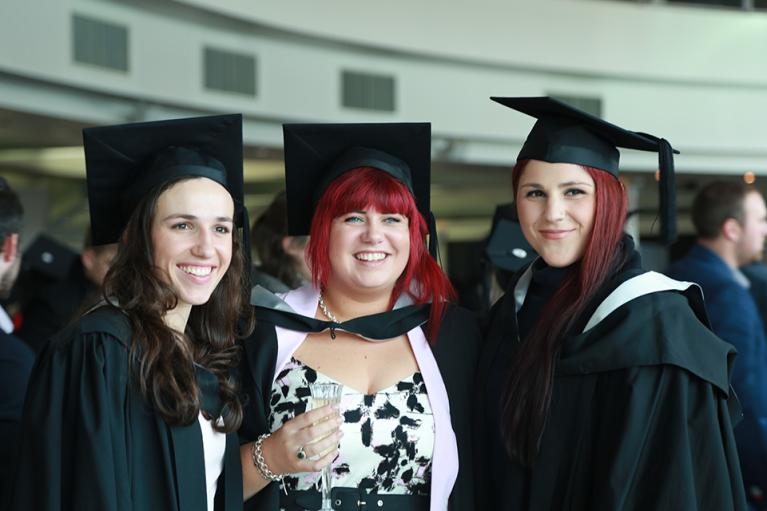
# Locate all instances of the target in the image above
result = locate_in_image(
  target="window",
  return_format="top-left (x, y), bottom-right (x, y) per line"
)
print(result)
top-left (72, 14), bottom-right (129, 72)
top-left (548, 94), bottom-right (603, 117)
top-left (666, 0), bottom-right (743, 6)
top-left (341, 70), bottom-right (396, 112)
top-left (203, 47), bottom-right (257, 96)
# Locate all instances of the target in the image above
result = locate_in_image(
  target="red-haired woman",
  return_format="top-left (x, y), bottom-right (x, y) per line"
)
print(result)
top-left (477, 97), bottom-right (747, 510)
top-left (239, 123), bottom-right (479, 511)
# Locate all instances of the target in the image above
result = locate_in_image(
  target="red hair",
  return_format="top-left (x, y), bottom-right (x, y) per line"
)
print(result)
top-left (502, 159), bottom-right (628, 465)
top-left (306, 167), bottom-right (455, 342)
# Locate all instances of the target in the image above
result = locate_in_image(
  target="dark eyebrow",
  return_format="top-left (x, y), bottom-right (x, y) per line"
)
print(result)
top-left (519, 181), bottom-right (593, 189)
top-left (558, 181), bottom-right (593, 188)
top-left (162, 214), bottom-right (234, 223)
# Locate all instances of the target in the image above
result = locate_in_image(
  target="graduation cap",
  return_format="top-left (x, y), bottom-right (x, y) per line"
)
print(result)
top-left (282, 123), bottom-right (438, 254)
top-left (82, 114), bottom-right (245, 245)
top-left (21, 235), bottom-right (79, 281)
top-left (484, 203), bottom-right (537, 272)
top-left (491, 96), bottom-right (678, 244)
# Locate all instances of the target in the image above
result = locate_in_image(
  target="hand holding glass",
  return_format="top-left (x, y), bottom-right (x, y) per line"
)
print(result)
top-left (308, 383), bottom-right (344, 511)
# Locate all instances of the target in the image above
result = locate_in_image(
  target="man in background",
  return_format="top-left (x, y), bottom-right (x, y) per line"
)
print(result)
top-left (0, 178), bottom-right (33, 506)
top-left (667, 181), bottom-right (767, 508)
top-left (17, 229), bottom-right (116, 353)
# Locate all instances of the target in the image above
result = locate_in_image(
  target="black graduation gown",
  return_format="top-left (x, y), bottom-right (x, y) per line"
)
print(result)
top-left (239, 302), bottom-right (480, 511)
top-left (476, 251), bottom-right (747, 511)
top-left (9, 306), bottom-right (243, 511)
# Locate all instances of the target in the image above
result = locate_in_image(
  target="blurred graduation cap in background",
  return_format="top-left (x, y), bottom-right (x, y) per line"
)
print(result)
top-left (484, 203), bottom-right (537, 272)
top-left (21, 235), bottom-right (78, 281)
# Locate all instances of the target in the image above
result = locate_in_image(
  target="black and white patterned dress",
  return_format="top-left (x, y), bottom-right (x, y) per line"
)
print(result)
top-left (269, 357), bottom-right (434, 495)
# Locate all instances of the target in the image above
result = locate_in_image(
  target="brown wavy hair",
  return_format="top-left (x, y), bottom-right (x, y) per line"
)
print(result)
top-left (103, 176), bottom-right (253, 433)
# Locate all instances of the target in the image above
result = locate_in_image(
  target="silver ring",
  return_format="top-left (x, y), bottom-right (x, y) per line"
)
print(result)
top-left (296, 446), bottom-right (307, 460)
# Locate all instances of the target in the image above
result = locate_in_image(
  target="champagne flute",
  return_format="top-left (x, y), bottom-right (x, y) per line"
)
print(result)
top-left (308, 382), bottom-right (344, 511)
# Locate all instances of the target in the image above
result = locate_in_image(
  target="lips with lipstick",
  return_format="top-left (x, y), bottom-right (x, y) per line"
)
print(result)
top-left (539, 229), bottom-right (574, 240)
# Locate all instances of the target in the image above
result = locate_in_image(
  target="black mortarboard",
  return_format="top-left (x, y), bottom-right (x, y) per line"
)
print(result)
top-left (83, 114), bottom-right (245, 245)
top-left (491, 96), bottom-right (678, 244)
top-left (282, 123), bottom-right (436, 253)
top-left (484, 203), bottom-right (537, 272)
top-left (21, 235), bottom-right (78, 281)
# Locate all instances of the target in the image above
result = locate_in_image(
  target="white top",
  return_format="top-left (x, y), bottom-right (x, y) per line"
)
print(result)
top-left (198, 413), bottom-right (226, 511)
top-left (0, 304), bottom-right (14, 334)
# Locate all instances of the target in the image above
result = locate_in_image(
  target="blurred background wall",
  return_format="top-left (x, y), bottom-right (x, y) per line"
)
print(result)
top-left (1, 0), bottom-right (766, 277)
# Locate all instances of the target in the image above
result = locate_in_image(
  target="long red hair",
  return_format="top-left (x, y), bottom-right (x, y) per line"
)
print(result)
top-left (306, 167), bottom-right (455, 342)
top-left (502, 159), bottom-right (628, 465)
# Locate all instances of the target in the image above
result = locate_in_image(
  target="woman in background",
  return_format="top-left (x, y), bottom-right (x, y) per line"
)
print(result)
top-left (250, 190), bottom-right (310, 293)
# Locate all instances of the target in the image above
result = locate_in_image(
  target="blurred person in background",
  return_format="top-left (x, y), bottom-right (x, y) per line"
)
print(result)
top-left (250, 190), bottom-right (310, 293)
top-left (740, 253), bottom-right (767, 339)
top-left (0, 177), bottom-right (34, 508)
top-left (17, 228), bottom-right (116, 353)
top-left (10, 114), bottom-right (253, 511)
top-left (667, 181), bottom-right (767, 509)
top-left (480, 203), bottom-right (536, 318)
top-left (478, 97), bottom-right (746, 510)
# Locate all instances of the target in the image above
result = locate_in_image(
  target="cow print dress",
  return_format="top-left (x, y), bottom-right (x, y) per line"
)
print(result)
top-left (269, 357), bottom-right (434, 495)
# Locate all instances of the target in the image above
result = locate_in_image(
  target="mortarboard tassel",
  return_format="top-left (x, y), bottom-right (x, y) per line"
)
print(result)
top-left (658, 138), bottom-right (677, 245)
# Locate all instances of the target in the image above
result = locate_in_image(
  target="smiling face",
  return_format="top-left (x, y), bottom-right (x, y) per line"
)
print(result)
top-left (516, 160), bottom-right (596, 267)
top-left (150, 178), bottom-right (234, 325)
top-left (326, 208), bottom-right (410, 297)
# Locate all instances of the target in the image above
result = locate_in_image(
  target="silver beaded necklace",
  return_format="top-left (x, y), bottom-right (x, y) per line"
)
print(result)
top-left (318, 293), bottom-right (340, 323)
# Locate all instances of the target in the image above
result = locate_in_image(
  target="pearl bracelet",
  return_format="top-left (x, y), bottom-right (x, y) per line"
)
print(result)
top-left (251, 433), bottom-right (284, 482)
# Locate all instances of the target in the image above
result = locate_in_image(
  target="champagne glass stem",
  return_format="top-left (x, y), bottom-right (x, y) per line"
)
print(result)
top-left (321, 464), bottom-right (332, 510)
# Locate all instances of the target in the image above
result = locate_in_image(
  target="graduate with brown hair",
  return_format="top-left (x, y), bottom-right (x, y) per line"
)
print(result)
top-left (10, 114), bottom-right (253, 511)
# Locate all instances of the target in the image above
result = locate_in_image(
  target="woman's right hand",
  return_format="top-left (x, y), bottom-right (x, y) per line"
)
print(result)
top-left (262, 404), bottom-right (343, 475)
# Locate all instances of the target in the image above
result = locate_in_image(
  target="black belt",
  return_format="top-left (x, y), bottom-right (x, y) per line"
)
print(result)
top-left (279, 488), bottom-right (429, 511)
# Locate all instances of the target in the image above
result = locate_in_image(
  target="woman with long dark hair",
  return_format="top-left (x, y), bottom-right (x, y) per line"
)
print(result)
top-left (239, 123), bottom-right (479, 511)
top-left (250, 190), bottom-right (310, 293)
top-left (477, 97), bottom-right (747, 510)
top-left (10, 115), bottom-right (253, 511)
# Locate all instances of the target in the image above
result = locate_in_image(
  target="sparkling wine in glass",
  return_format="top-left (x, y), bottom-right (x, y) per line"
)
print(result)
top-left (308, 382), bottom-right (344, 511)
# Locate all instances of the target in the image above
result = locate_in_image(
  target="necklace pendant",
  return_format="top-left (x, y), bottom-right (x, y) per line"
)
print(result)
top-left (330, 327), bottom-right (336, 340)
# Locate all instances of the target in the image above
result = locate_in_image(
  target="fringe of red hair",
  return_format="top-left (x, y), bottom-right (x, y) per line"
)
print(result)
top-left (306, 167), bottom-right (456, 342)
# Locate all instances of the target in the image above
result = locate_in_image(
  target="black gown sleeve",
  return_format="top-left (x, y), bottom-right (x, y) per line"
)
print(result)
top-left (589, 365), bottom-right (746, 510)
top-left (10, 329), bottom-right (132, 511)
top-left (240, 321), bottom-right (280, 511)
top-left (432, 304), bottom-right (481, 511)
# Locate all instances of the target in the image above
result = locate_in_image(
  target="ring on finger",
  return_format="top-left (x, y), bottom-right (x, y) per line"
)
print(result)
top-left (296, 445), bottom-right (307, 460)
